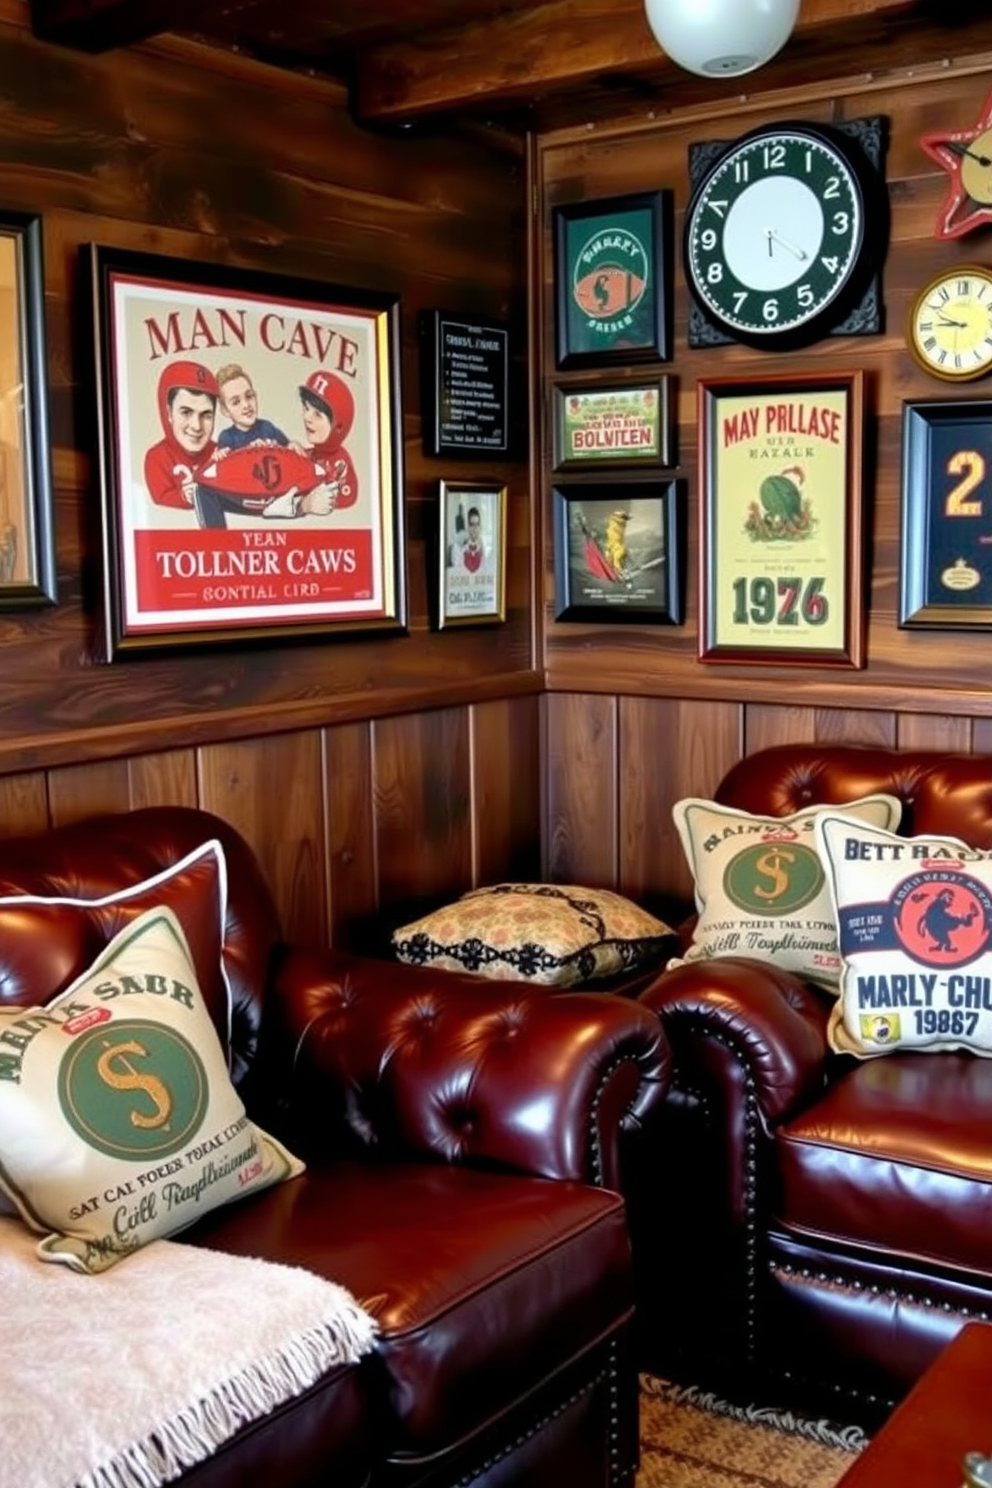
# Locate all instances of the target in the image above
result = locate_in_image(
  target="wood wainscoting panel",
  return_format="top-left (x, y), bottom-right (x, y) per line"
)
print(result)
top-left (471, 694), bottom-right (542, 887)
top-left (619, 696), bottom-right (741, 909)
top-left (324, 720), bottom-right (378, 953)
top-left (743, 707), bottom-right (898, 754)
top-left (0, 773), bottom-right (50, 837)
top-left (543, 692), bottom-right (618, 887)
top-left (896, 714), bottom-right (975, 754)
top-left (127, 750), bottom-right (198, 810)
top-left (372, 707), bottom-right (473, 924)
top-left (198, 731), bottom-right (328, 947)
top-left (47, 759), bottom-right (134, 826)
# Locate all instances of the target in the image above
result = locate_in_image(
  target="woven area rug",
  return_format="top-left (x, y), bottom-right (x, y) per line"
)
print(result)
top-left (637, 1375), bottom-right (870, 1488)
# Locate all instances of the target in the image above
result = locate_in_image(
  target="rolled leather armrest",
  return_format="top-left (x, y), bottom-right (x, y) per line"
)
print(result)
top-left (262, 946), bottom-right (672, 1189)
top-left (639, 956), bottom-right (833, 1126)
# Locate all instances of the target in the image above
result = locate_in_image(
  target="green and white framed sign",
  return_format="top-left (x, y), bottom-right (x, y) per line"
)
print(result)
top-left (552, 378), bottom-right (674, 472)
top-left (698, 369), bottom-right (865, 667)
top-left (552, 191), bottom-right (673, 370)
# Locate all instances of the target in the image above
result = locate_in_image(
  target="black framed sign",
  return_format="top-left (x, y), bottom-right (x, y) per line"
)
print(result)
top-left (552, 191), bottom-right (673, 370)
top-left (420, 311), bottom-right (510, 457)
top-left (900, 398), bottom-right (992, 628)
top-left (552, 481), bottom-right (683, 624)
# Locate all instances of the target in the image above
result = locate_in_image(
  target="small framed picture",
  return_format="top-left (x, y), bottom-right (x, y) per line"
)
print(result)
top-left (900, 398), bottom-right (992, 628)
top-left (437, 479), bottom-right (507, 628)
top-left (698, 369), bottom-right (865, 667)
top-left (552, 191), bottom-right (673, 371)
top-left (0, 210), bottom-right (56, 608)
top-left (551, 482), bottom-right (683, 624)
top-left (552, 378), bottom-right (674, 472)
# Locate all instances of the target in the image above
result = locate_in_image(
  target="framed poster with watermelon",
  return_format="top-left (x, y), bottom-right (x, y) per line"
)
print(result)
top-left (698, 370), bottom-right (865, 667)
top-left (552, 191), bottom-right (673, 370)
top-left (87, 244), bottom-right (406, 658)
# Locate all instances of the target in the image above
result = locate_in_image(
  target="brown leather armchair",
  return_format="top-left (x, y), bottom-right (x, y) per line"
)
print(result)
top-left (636, 744), bottom-right (992, 1423)
top-left (0, 805), bottom-right (671, 1488)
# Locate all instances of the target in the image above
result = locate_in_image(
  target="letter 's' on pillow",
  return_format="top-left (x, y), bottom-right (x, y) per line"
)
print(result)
top-left (670, 794), bottom-right (903, 986)
top-left (392, 883), bottom-right (676, 986)
top-left (816, 811), bottom-right (992, 1057)
top-left (0, 907), bottom-right (302, 1272)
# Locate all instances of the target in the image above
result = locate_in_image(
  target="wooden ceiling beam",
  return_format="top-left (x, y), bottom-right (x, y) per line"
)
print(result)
top-left (352, 0), bottom-right (931, 126)
top-left (29, 0), bottom-right (243, 52)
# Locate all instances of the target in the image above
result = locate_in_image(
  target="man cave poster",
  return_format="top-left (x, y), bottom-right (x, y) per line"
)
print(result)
top-left (106, 270), bottom-right (397, 639)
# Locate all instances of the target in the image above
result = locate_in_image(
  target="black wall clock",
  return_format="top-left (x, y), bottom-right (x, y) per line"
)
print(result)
top-left (684, 117), bottom-right (888, 351)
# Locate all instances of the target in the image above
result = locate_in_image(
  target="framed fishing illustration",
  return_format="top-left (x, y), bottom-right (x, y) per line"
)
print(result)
top-left (552, 191), bottom-right (673, 370)
top-left (551, 482), bottom-right (683, 624)
top-left (900, 398), bottom-right (992, 628)
top-left (552, 378), bottom-right (674, 472)
top-left (87, 244), bottom-right (406, 658)
top-left (0, 210), bottom-right (56, 608)
top-left (698, 370), bottom-right (865, 667)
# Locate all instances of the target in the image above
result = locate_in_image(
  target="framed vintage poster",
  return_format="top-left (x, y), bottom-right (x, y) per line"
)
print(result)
top-left (552, 191), bottom-right (673, 371)
top-left (900, 398), bottom-right (992, 627)
top-left (0, 210), bottom-right (56, 608)
top-left (436, 479), bottom-right (507, 628)
top-left (551, 482), bottom-right (683, 624)
top-left (87, 244), bottom-right (406, 658)
top-left (419, 310), bottom-right (510, 457)
top-left (552, 378), bottom-right (674, 472)
top-left (698, 371), bottom-right (865, 666)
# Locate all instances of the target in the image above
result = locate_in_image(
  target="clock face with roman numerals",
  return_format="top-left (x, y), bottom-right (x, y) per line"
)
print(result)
top-left (684, 121), bottom-right (874, 349)
top-left (909, 266), bottom-right (992, 382)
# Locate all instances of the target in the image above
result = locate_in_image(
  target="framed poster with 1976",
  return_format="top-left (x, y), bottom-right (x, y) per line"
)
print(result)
top-left (698, 370), bottom-right (865, 667)
top-left (900, 398), bottom-right (992, 627)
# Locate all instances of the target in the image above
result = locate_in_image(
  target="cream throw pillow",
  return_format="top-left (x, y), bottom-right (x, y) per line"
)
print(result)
top-left (393, 883), bottom-right (675, 986)
top-left (816, 811), bottom-right (992, 1057)
top-left (0, 907), bottom-right (302, 1272)
top-left (671, 794), bottom-right (903, 986)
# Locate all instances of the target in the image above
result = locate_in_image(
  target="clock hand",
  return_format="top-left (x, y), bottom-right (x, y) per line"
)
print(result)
top-left (766, 227), bottom-right (808, 262)
top-left (932, 310), bottom-right (968, 329)
top-left (945, 139), bottom-right (992, 169)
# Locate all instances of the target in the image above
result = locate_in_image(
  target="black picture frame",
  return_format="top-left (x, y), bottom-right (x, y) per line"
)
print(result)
top-left (87, 244), bottom-right (407, 659)
top-left (0, 210), bottom-right (56, 608)
top-left (552, 191), bottom-right (673, 371)
top-left (419, 310), bottom-right (511, 458)
top-left (552, 481), bottom-right (683, 624)
top-left (552, 377), bottom-right (675, 472)
top-left (900, 397), bottom-right (992, 628)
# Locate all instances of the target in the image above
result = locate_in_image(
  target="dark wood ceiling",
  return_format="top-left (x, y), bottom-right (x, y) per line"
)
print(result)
top-left (26, 0), bottom-right (992, 133)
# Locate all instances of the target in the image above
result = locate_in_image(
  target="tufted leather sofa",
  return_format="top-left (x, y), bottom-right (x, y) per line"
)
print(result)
top-left (0, 805), bottom-right (671, 1488)
top-left (635, 743), bottom-right (992, 1424)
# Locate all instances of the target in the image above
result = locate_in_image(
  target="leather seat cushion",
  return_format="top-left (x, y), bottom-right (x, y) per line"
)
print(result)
top-left (182, 1160), bottom-right (633, 1459)
top-left (774, 1052), bottom-right (992, 1277)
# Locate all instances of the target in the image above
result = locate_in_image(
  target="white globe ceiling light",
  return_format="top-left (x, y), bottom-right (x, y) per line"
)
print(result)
top-left (643, 0), bottom-right (801, 78)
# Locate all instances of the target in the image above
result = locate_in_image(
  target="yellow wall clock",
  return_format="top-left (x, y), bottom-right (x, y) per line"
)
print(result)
top-left (908, 266), bottom-right (992, 382)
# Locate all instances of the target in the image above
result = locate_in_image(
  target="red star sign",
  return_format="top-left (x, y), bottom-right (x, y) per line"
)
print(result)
top-left (920, 84), bottom-right (992, 239)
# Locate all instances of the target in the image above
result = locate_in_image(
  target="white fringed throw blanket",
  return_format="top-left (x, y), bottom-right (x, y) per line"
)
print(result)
top-left (0, 1215), bottom-right (379, 1488)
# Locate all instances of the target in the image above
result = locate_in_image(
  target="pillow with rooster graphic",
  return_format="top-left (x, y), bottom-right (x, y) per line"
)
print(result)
top-left (670, 794), bottom-right (902, 988)
top-left (816, 811), bottom-right (992, 1056)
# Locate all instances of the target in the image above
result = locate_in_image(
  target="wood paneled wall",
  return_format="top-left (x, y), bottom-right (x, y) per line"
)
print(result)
top-left (0, 8), bottom-right (540, 945)
top-left (536, 48), bottom-right (992, 906)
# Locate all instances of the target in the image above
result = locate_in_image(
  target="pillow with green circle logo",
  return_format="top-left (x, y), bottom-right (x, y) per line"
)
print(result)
top-left (816, 811), bottom-right (992, 1057)
top-left (670, 794), bottom-right (903, 987)
top-left (0, 906), bottom-right (302, 1273)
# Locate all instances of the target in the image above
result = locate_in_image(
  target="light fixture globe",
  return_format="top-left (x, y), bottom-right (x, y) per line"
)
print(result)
top-left (644, 0), bottom-right (800, 77)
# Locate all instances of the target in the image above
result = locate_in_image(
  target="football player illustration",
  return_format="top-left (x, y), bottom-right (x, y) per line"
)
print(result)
top-left (144, 360), bottom-right (219, 510)
top-left (298, 369), bottom-right (358, 511)
top-left (214, 364), bottom-right (294, 454)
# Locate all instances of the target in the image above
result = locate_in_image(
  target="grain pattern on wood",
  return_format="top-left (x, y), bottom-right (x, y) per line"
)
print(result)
top-left (324, 720), bottom-right (378, 952)
top-left (896, 713), bottom-right (974, 754)
top-left (0, 773), bottom-right (50, 837)
top-left (127, 749), bottom-right (198, 809)
top-left (47, 759), bottom-right (132, 825)
top-left (471, 694), bottom-right (542, 887)
top-left (197, 731), bottom-right (327, 946)
top-left (543, 692), bottom-right (618, 886)
top-left (372, 707), bottom-right (473, 919)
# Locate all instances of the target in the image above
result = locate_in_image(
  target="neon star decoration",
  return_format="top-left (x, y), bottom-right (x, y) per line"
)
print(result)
top-left (921, 85), bottom-right (992, 239)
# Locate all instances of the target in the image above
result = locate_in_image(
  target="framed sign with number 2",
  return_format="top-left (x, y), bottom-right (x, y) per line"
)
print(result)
top-left (900, 399), bottom-right (992, 628)
top-left (698, 371), bottom-right (865, 668)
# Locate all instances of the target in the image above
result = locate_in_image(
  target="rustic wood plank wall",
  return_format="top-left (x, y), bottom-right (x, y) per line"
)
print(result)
top-left (0, 7), bottom-right (540, 945)
top-left (537, 52), bottom-right (992, 908)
